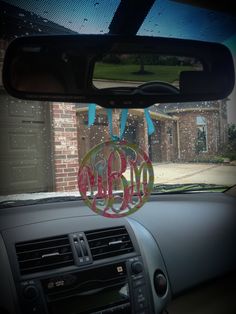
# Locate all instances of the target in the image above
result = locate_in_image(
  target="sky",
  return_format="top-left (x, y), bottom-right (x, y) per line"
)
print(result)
top-left (4, 0), bottom-right (236, 41)
top-left (138, 0), bottom-right (236, 42)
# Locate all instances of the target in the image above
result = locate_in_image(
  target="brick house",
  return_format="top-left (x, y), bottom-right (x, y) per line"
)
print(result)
top-left (76, 100), bottom-right (228, 164)
top-left (154, 101), bottom-right (228, 161)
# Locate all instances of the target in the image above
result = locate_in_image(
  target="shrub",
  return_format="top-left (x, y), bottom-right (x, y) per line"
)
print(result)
top-left (192, 155), bottom-right (225, 163)
top-left (219, 124), bottom-right (236, 161)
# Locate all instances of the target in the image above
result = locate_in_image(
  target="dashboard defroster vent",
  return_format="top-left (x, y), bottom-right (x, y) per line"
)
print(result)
top-left (15, 235), bottom-right (74, 275)
top-left (85, 226), bottom-right (134, 260)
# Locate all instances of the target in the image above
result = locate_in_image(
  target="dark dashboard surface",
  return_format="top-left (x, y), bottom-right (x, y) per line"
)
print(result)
top-left (1, 193), bottom-right (236, 290)
top-left (0, 192), bottom-right (236, 314)
top-left (0, 193), bottom-right (235, 229)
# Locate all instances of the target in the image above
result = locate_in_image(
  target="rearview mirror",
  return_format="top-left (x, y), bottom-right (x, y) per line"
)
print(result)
top-left (2, 35), bottom-right (235, 108)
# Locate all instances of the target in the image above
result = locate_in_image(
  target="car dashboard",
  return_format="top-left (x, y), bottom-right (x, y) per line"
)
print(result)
top-left (0, 192), bottom-right (236, 314)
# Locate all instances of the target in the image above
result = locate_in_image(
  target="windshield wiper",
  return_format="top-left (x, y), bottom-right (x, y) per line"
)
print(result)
top-left (151, 183), bottom-right (229, 194)
top-left (0, 196), bottom-right (83, 209)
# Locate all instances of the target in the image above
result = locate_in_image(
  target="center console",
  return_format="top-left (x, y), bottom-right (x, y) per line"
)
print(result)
top-left (2, 220), bottom-right (154, 314)
top-left (2, 210), bottom-right (170, 314)
top-left (19, 256), bottom-right (150, 314)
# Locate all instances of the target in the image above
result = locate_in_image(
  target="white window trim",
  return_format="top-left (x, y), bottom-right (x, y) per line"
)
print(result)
top-left (196, 116), bottom-right (208, 153)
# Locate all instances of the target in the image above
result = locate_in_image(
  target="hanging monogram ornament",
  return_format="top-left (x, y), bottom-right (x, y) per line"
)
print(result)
top-left (78, 105), bottom-right (155, 218)
top-left (78, 140), bottom-right (154, 217)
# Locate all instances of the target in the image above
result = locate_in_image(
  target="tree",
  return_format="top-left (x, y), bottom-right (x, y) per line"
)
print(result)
top-left (132, 54), bottom-right (153, 75)
top-left (221, 124), bottom-right (236, 161)
top-left (228, 123), bottom-right (236, 142)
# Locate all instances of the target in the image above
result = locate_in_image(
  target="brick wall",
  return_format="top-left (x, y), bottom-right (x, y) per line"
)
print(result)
top-left (77, 109), bottom-right (110, 163)
top-left (136, 115), bottom-right (149, 154)
top-left (156, 120), bottom-right (178, 162)
top-left (51, 103), bottom-right (79, 191)
top-left (77, 109), bottom-right (179, 164)
top-left (149, 120), bottom-right (162, 162)
top-left (219, 100), bottom-right (228, 145)
top-left (77, 109), bottom-right (150, 155)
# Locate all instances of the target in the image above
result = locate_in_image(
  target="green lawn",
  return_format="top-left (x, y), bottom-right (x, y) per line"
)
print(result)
top-left (94, 63), bottom-right (194, 83)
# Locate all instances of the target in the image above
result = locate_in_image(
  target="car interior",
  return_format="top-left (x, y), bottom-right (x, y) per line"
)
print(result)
top-left (0, 1), bottom-right (236, 314)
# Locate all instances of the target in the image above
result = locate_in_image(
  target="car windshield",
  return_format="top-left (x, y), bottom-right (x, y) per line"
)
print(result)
top-left (1, 0), bottom-right (236, 206)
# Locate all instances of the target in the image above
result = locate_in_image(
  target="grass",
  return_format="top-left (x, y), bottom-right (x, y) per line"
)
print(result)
top-left (94, 63), bottom-right (194, 83)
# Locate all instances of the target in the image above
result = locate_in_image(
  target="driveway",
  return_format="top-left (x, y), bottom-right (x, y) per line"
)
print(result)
top-left (153, 163), bottom-right (236, 186)
top-left (93, 79), bottom-right (141, 88)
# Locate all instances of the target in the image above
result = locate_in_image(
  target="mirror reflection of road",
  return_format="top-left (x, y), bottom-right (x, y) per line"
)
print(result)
top-left (93, 79), bottom-right (180, 89)
top-left (93, 79), bottom-right (141, 88)
top-left (153, 163), bottom-right (236, 186)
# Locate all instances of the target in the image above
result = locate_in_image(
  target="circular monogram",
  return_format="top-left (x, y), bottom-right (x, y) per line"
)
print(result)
top-left (78, 140), bottom-right (154, 218)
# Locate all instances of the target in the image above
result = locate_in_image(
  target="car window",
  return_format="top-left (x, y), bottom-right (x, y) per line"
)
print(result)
top-left (0, 0), bottom-right (236, 204)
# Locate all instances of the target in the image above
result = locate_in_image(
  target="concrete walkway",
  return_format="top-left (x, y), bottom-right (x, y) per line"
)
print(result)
top-left (153, 163), bottom-right (236, 186)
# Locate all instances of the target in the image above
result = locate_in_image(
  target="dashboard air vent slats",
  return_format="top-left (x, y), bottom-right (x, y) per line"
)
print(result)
top-left (85, 226), bottom-right (134, 260)
top-left (15, 235), bottom-right (74, 275)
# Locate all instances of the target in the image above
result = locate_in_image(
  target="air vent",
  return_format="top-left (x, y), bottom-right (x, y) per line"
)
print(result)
top-left (85, 226), bottom-right (134, 260)
top-left (15, 235), bottom-right (74, 275)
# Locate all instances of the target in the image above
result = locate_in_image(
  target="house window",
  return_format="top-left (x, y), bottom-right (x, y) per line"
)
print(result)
top-left (167, 127), bottom-right (173, 145)
top-left (84, 114), bottom-right (108, 126)
top-left (196, 116), bottom-right (207, 152)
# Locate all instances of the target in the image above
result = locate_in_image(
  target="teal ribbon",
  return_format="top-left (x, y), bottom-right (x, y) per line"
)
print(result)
top-left (88, 104), bottom-right (155, 140)
top-left (144, 108), bottom-right (155, 135)
top-left (88, 103), bottom-right (96, 126)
